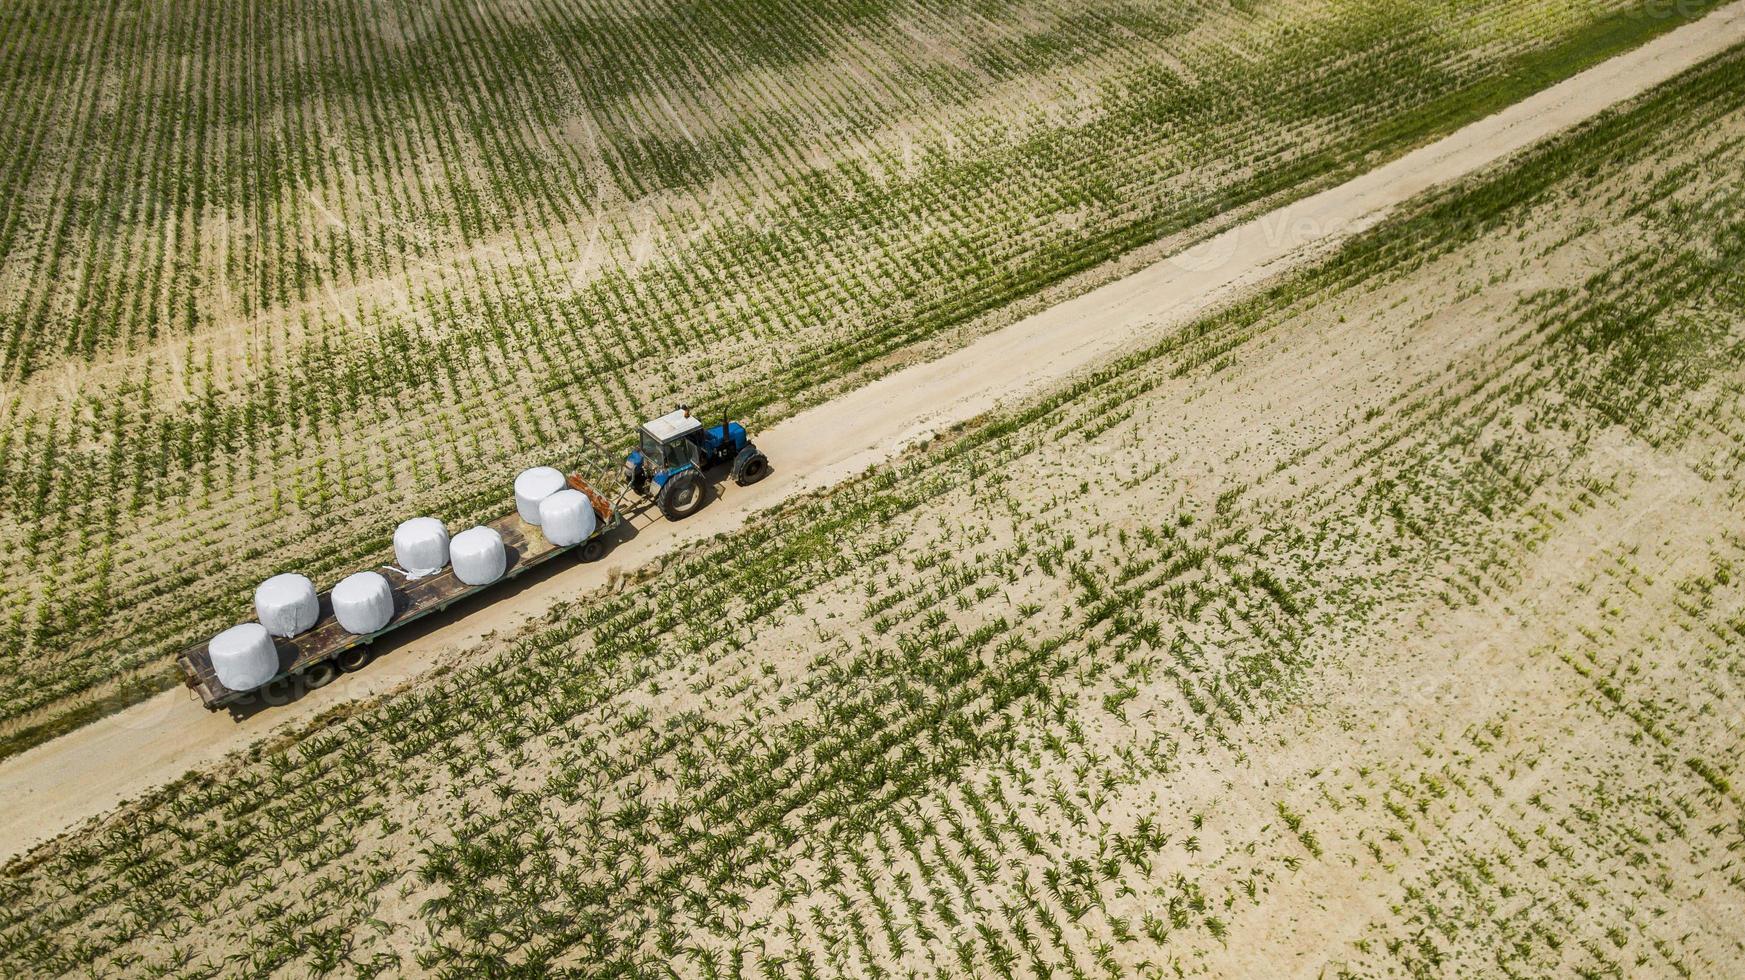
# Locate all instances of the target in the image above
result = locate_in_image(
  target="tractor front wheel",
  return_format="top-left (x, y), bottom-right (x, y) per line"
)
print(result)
top-left (732, 445), bottom-right (770, 486)
top-left (658, 471), bottom-right (705, 520)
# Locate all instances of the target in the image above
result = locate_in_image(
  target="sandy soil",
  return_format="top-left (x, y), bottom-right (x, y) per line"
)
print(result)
top-left (3, 2), bottom-right (1743, 866)
top-left (6, 18), bottom-right (1745, 975)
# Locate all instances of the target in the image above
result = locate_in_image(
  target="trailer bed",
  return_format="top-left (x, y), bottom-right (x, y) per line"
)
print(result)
top-left (178, 476), bottom-right (616, 710)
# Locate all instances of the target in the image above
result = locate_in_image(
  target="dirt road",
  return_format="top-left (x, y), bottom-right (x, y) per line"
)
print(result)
top-left (5, 3), bottom-right (1742, 864)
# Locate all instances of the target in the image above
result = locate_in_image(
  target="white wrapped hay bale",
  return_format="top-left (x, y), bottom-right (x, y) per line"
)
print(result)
top-left (255, 573), bottom-right (318, 638)
top-left (539, 489), bottom-right (598, 547)
top-left (451, 526), bottom-right (507, 585)
top-left (514, 466), bottom-right (567, 524)
top-left (332, 571), bottom-right (394, 634)
top-left (209, 622), bottom-right (279, 692)
top-left (394, 517), bottom-right (450, 577)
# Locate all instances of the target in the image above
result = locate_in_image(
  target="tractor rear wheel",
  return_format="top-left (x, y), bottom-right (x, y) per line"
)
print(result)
top-left (732, 445), bottom-right (770, 486)
top-left (658, 471), bottom-right (705, 520)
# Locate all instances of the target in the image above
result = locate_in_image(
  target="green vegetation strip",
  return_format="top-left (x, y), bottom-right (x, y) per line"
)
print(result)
top-left (4, 42), bottom-right (1742, 976)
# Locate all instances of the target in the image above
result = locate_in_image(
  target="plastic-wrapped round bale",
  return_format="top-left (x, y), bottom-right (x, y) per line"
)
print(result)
top-left (538, 489), bottom-right (598, 547)
top-left (394, 517), bottom-right (450, 577)
top-left (514, 466), bottom-right (567, 524)
top-left (209, 622), bottom-right (279, 692)
top-left (451, 526), bottom-right (507, 585)
top-left (255, 573), bottom-right (318, 638)
top-left (333, 571), bottom-right (394, 634)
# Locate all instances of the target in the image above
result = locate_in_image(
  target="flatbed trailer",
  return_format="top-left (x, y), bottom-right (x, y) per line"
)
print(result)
top-left (177, 472), bottom-right (622, 710)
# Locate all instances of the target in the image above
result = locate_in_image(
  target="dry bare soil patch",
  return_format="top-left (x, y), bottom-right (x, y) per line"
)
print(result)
top-left (0, 0), bottom-right (1730, 752)
top-left (6, 37), bottom-right (1745, 978)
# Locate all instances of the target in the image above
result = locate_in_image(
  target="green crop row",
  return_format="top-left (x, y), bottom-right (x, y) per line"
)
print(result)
top-left (4, 42), bottom-right (1743, 975)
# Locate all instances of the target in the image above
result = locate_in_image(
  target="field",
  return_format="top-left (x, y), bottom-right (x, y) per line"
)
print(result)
top-left (5, 37), bottom-right (1744, 977)
top-left (0, 0), bottom-right (1732, 754)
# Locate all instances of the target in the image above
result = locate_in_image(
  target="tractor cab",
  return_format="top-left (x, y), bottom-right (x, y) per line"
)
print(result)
top-left (626, 406), bottom-right (770, 520)
top-left (630, 409), bottom-right (703, 486)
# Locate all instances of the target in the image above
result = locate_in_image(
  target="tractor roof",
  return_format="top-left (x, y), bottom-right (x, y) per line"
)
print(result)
top-left (642, 408), bottom-right (703, 442)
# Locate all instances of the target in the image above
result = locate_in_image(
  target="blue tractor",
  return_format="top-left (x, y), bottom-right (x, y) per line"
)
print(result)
top-left (625, 406), bottom-right (770, 520)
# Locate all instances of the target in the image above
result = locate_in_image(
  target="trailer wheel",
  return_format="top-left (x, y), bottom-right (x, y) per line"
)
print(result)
top-left (302, 660), bottom-right (340, 690)
top-left (579, 538), bottom-right (607, 562)
top-left (732, 445), bottom-right (769, 486)
top-left (658, 471), bottom-right (705, 520)
top-left (337, 646), bottom-right (372, 672)
top-left (258, 676), bottom-right (296, 707)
